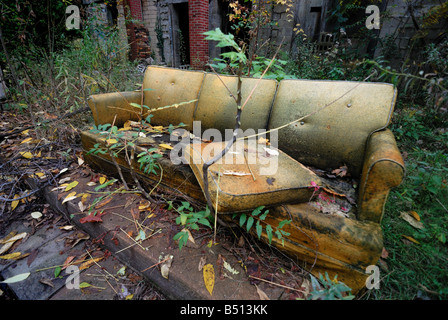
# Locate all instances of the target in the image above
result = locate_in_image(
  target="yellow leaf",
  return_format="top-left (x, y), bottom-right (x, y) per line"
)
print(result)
top-left (65, 181), bottom-right (79, 192)
top-left (151, 126), bottom-right (164, 132)
top-left (20, 137), bottom-right (33, 144)
top-left (106, 138), bottom-right (118, 145)
top-left (0, 252), bottom-right (22, 260)
top-left (402, 235), bottom-right (420, 244)
top-left (35, 172), bottom-right (45, 178)
top-left (11, 194), bottom-right (20, 211)
top-left (203, 264), bottom-right (215, 296)
top-left (62, 191), bottom-right (77, 204)
top-left (99, 176), bottom-right (106, 184)
top-left (409, 210), bottom-right (421, 221)
top-left (81, 193), bottom-right (90, 204)
top-left (159, 143), bottom-right (173, 150)
top-left (19, 151), bottom-right (33, 159)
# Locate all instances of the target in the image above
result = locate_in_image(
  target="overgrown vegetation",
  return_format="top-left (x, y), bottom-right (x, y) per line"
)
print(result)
top-left (1, 0), bottom-right (447, 300)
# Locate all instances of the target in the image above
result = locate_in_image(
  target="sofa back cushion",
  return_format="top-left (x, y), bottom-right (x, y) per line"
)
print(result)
top-left (143, 66), bottom-right (205, 130)
top-left (268, 79), bottom-right (396, 176)
top-left (194, 73), bottom-right (277, 134)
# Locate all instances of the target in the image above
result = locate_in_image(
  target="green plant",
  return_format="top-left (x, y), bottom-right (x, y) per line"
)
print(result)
top-left (234, 206), bottom-right (291, 245)
top-left (172, 202), bottom-right (212, 250)
top-left (308, 272), bottom-right (354, 300)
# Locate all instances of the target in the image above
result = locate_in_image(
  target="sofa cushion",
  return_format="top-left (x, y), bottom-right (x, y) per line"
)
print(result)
top-left (194, 73), bottom-right (277, 133)
top-left (143, 66), bottom-right (205, 130)
top-left (184, 139), bottom-right (323, 213)
top-left (268, 79), bottom-right (396, 176)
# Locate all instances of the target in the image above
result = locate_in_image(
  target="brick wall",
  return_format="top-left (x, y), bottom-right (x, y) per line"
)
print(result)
top-left (189, 0), bottom-right (209, 70)
top-left (123, 0), bottom-right (152, 61)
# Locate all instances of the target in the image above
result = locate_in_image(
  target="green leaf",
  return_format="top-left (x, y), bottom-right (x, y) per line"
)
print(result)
top-left (266, 225), bottom-right (273, 244)
top-left (94, 179), bottom-right (116, 191)
top-left (129, 103), bottom-right (142, 109)
top-left (239, 213), bottom-right (247, 227)
top-left (246, 216), bottom-right (254, 232)
top-left (0, 272), bottom-right (31, 284)
top-left (54, 266), bottom-right (62, 278)
top-left (256, 223), bottom-right (263, 239)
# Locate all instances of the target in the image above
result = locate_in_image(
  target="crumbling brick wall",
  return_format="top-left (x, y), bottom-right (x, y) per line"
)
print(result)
top-left (189, 0), bottom-right (209, 70)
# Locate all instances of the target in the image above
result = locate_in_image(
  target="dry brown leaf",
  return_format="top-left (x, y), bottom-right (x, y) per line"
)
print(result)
top-left (255, 284), bottom-right (270, 300)
top-left (79, 256), bottom-right (103, 271)
top-left (95, 197), bottom-right (112, 209)
top-left (400, 211), bottom-right (424, 230)
top-left (381, 247), bottom-right (389, 259)
top-left (198, 256), bottom-right (207, 271)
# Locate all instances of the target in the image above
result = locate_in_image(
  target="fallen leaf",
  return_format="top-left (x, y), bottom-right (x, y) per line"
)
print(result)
top-left (11, 194), bottom-right (20, 211)
top-left (62, 256), bottom-right (76, 270)
top-left (34, 172), bottom-right (46, 179)
top-left (59, 225), bottom-right (74, 231)
top-left (381, 247), bottom-right (389, 259)
top-left (0, 232), bottom-right (27, 255)
top-left (20, 137), bottom-right (33, 144)
top-left (223, 260), bottom-right (239, 275)
top-left (95, 197), bottom-right (112, 209)
top-left (59, 177), bottom-right (71, 184)
top-left (78, 201), bottom-right (86, 212)
top-left (255, 284), bottom-right (270, 300)
top-left (159, 143), bottom-right (173, 150)
top-left (409, 210), bottom-right (421, 221)
top-left (31, 211), bottom-right (42, 219)
top-left (159, 254), bottom-right (174, 279)
top-left (27, 248), bottom-right (39, 267)
top-left (39, 278), bottom-right (55, 288)
top-left (79, 257), bottom-right (103, 271)
top-left (198, 256), bottom-right (207, 271)
top-left (400, 211), bottom-right (424, 230)
top-left (19, 151), bottom-right (33, 159)
top-left (0, 272), bottom-right (31, 284)
top-left (402, 234), bottom-right (420, 244)
top-left (331, 165), bottom-right (348, 177)
top-left (203, 264), bottom-right (215, 296)
top-left (0, 252), bottom-right (23, 260)
top-left (79, 212), bottom-right (104, 224)
top-left (65, 181), bottom-right (79, 192)
top-left (99, 176), bottom-right (106, 184)
top-left (62, 191), bottom-right (77, 204)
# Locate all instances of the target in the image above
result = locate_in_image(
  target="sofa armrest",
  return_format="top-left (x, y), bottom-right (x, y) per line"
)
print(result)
top-left (87, 91), bottom-right (143, 127)
top-left (358, 129), bottom-right (405, 223)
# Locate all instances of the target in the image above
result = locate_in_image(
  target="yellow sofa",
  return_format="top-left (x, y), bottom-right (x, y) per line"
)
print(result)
top-left (81, 66), bottom-right (405, 292)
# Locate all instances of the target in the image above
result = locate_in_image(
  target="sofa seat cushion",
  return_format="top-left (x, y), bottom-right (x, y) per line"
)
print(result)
top-left (184, 139), bottom-right (324, 213)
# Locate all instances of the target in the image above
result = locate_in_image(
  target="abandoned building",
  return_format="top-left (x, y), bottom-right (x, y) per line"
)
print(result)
top-left (82, 0), bottom-right (447, 70)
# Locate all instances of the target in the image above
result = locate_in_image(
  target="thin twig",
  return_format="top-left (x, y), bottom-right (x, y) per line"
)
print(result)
top-left (140, 256), bottom-right (171, 273)
top-left (248, 275), bottom-right (307, 293)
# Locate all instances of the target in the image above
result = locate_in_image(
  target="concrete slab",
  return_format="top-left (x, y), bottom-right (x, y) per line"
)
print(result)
top-left (43, 173), bottom-right (294, 300)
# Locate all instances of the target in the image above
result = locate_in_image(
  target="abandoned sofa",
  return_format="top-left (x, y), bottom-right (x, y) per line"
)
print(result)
top-left (81, 65), bottom-right (405, 292)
